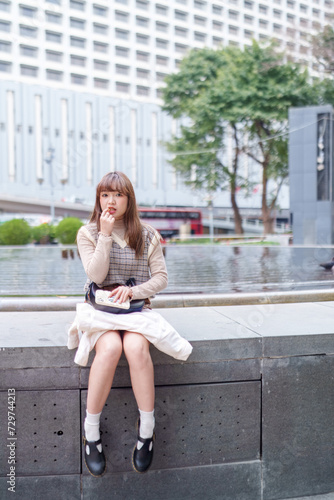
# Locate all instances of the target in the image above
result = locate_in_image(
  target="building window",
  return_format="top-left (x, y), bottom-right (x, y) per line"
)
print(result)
top-left (94, 78), bottom-right (108, 88)
top-left (136, 33), bottom-right (149, 44)
top-left (116, 81), bottom-right (130, 92)
top-left (70, 18), bottom-right (85, 29)
top-left (137, 85), bottom-right (149, 96)
top-left (0, 2), bottom-right (10, 12)
top-left (213, 21), bottom-right (223, 31)
top-left (136, 0), bottom-right (148, 9)
top-left (70, 0), bottom-right (85, 11)
top-left (116, 11), bottom-right (129, 22)
top-left (94, 59), bottom-right (108, 70)
top-left (156, 55), bottom-right (168, 65)
top-left (46, 12), bottom-right (62, 24)
top-left (70, 36), bottom-right (85, 48)
top-left (20, 25), bottom-right (38, 37)
top-left (259, 19), bottom-right (268, 28)
top-left (194, 15), bottom-right (206, 25)
top-left (175, 43), bottom-right (188, 53)
top-left (116, 0), bottom-right (128, 3)
top-left (136, 50), bottom-right (149, 61)
top-left (137, 68), bottom-right (149, 79)
top-left (20, 45), bottom-right (38, 57)
top-left (244, 0), bottom-right (253, 8)
top-left (156, 21), bottom-right (168, 32)
top-left (94, 41), bottom-right (108, 52)
top-left (0, 40), bottom-right (11, 52)
top-left (212, 36), bottom-right (223, 46)
top-left (46, 0), bottom-right (61, 4)
top-left (115, 46), bottom-right (129, 57)
top-left (175, 27), bottom-right (188, 37)
top-left (20, 5), bottom-right (36, 17)
top-left (175, 10), bottom-right (187, 21)
top-left (136, 16), bottom-right (149, 27)
top-left (93, 23), bottom-right (108, 35)
top-left (0, 60), bottom-right (11, 72)
top-left (71, 73), bottom-right (86, 85)
top-left (273, 9), bottom-right (282, 18)
top-left (93, 4), bottom-right (108, 16)
top-left (156, 4), bottom-right (168, 15)
top-left (71, 54), bottom-right (86, 66)
top-left (0, 21), bottom-right (11, 32)
top-left (46, 31), bottom-right (62, 43)
top-left (116, 29), bottom-right (129, 40)
top-left (156, 38), bottom-right (168, 49)
top-left (46, 50), bottom-right (63, 62)
top-left (46, 69), bottom-right (63, 80)
top-left (229, 10), bottom-right (238, 19)
top-left (116, 64), bottom-right (129, 74)
top-left (244, 29), bottom-right (254, 38)
top-left (259, 4), bottom-right (268, 14)
top-left (20, 64), bottom-right (38, 76)
top-left (194, 0), bottom-right (206, 10)
top-left (212, 4), bottom-right (222, 15)
top-left (194, 31), bottom-right (206, 42)
top-left (156, 72), bottom-right (167, 81)
top-left (229, 25), bottom-right (239, 35)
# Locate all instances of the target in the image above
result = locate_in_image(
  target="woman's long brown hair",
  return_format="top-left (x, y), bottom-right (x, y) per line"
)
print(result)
top-left (89, 171), bottom-right (144, 258)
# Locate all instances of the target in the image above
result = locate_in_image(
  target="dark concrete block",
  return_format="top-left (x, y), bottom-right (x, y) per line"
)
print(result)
top-left (263, 334), bottom-right (334, 359)
top-left (81, 381), bottom-right (261, 474)
top-left (262, 355), bottom-right (334, 500)
top-left (0, 367), bottom-right (80, 391)
top-left (0, 346), bottom-right (74, 369)
top-left (0, 390), bottom-right (80, 476)
top-left (0, 475), bottom-right (81, 500)
top-left (82, 461), bottom-right (261, 500)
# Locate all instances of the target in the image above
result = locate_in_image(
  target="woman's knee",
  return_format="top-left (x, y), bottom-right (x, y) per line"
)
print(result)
top-left (123, 333), bottom-right (152, 367)
top-left (95, 331), bottom-right (123, 363)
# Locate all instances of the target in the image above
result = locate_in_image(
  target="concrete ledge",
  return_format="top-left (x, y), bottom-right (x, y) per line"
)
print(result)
top-left (2, 288), bottom-right (334, 311)
top-left (1, 301), bottom-right (334, 499)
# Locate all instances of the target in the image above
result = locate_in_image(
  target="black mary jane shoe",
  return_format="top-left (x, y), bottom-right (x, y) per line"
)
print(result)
top-left (83, 436), bottom-right (106, 477)
top-left (132, 433), bottom-right (155, 473)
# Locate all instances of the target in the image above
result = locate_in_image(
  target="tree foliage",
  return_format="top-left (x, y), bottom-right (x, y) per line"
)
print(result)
top-left (0, 219), bottom-right (31, 245)
top-left (55, 217), bottom-right (83, 244)
top-left (162, 41), bottom-right (317, 234)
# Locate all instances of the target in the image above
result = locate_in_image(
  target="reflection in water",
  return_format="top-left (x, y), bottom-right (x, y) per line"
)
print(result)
top-left (0, 245), bottom-right (334, 296)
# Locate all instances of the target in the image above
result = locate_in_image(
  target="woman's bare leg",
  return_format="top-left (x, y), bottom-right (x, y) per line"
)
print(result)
top-left (87, 330), bottom-right (123, 414)
top-left (122, 331), bottom-right (155, 412)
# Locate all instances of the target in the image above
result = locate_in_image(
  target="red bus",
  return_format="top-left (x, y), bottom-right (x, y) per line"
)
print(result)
top-left (138, 208), bottom-right (203, 239)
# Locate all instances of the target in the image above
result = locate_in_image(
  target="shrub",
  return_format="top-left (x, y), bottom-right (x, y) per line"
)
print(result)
top-left (31, 223), bottom-right (56, 244)
top-left (0, 219), bottom-right (31, 245)
top-left (55, 217), bottom-right (83, 244)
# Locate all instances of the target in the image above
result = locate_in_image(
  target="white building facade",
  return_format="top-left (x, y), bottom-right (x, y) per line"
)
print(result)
top-left (0, 0), bottom-right (333, 208)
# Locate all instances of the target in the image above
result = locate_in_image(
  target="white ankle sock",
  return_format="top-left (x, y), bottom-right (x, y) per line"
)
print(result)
top-left (137, 409), bottom-right (155, 450)
top-left (84, 410), bottom-right (102, 453)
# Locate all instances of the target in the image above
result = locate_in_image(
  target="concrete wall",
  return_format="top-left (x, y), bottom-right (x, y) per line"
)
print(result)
top-left (1, 303), bottom-right (334, 499)
top-left (289, 105), bottom-right (334, 245)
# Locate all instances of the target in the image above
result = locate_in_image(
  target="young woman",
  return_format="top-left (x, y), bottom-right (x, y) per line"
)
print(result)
top-left (68, 171), bottom-right (192, 477)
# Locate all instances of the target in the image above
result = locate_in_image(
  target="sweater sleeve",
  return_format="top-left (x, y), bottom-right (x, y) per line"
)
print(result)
top-left (130, 239), bottom-right (168, 300)
top-left (77, 227), bottom-right (113, 284)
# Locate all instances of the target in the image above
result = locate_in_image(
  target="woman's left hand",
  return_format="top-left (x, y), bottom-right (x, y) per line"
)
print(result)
top-left (108, 286), bottom-right (133, 304)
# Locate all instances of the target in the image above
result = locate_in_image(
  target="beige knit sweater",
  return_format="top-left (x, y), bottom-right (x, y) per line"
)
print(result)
top-left (77, 219), bottom-right (168, 300)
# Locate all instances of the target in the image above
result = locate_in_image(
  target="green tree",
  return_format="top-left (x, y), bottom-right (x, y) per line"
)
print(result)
top-left (162, 42), bottom-right (317, 234)
top-left (0, 219), bottom-right (31, 245)
top-left (55, 217), bottom-right (83, 244)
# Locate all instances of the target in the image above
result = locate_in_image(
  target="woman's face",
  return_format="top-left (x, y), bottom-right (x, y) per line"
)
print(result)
top-left (100, 190), bottom-right (128, 220)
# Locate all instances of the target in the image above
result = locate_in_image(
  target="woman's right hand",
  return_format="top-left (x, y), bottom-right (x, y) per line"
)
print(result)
top-left (99, 208), bottom-right (115, 236)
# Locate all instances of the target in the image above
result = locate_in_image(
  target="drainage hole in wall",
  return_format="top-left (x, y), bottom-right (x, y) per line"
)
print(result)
top-left (57, 431), bottom-right (63, 436)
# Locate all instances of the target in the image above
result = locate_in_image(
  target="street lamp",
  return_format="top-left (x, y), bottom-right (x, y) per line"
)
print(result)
top-left (45, 147), bottom-right (55, 224)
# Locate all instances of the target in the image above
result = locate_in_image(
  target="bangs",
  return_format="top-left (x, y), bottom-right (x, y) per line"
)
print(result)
top-left (98, 172), bottom-right (128, 195)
